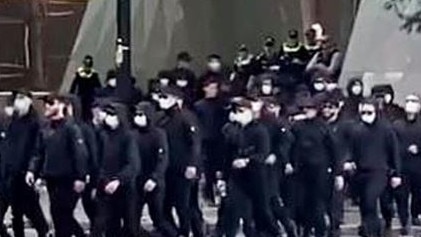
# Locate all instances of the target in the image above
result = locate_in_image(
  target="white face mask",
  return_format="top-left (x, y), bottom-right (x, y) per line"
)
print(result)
top-left (176, 79), bottom-right (188, 88)
top-left (405, 102), bottom-right (421, 114)
top-left (105, 115), bottom-right (119, 129)
top-left (261, 85), bottom-right (272, 95)
top-left (13, 97), bottom-right (32, 116)
top-left (4, 106), bottom-right (14, 117)
top-left (351, 85), bottom-right (362, 96)
top-left (228, 111), bottom-right (238, 122)
top-left (158, 96), bottom-right (177, 110)
top-left (384, 94), bottom-right (393, 104)
top-left (361, 113), bottom-right (376, 124)
top-left (251, 101), bottom-right (264, 113)
top-left (326, 83), bottom-right (337, 91)
top-left (159, 78), bottom-right (170, 86)
top-left (107, 78), bottom-right (117, 88)
top-left (313, 82), bottom-right (325, 91)
top-left (208, 61), bottom-right (222, 72)
top-left (134, 115), bottom-right (147, 127)
top-left (98, 111), bottom-right (107, 122)
top-left (236, 109), bottom-right (254, 126)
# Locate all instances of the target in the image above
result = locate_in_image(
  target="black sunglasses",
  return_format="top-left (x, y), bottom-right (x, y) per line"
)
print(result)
top-left (360, 111), bottom-right (374, 115)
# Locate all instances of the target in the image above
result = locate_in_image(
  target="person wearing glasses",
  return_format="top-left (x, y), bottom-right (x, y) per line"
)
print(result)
top-left (345, 98), bottom-right (401, 237)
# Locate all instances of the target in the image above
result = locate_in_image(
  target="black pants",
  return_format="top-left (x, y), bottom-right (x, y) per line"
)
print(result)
top-left (190, 182), bottom-right (204, 237)
top-left (0, 194), bottom-right (10, 237)
top-left (46, 178), bottom-right (84, 237)
top-left (10, 175), bottom-right (49, 237)
top-left (296, 167), bottom-right (329, 237)
top-left (137, 180), bottom-right (178, 237)
top-left (224, 167), bottom-right (280, 237)
top-left (380, 178), bottom-right (409, 227)
top-left (202, 140), bottom-right (224, 202)
top-left (81, 182), bottom-right (96, 225)
top-left (91, 184), bottom-right (138, 237)
top-left (164, 171), bottom-right (193, 236)
top-left (407, 172), bottom-right (421, 219)
top-left (327, 175), bottom-right (344, 235)
top-left (356, 171), bottom-right (388, 237)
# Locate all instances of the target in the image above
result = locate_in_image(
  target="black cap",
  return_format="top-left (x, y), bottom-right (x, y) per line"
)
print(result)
top-left (371, 84), bottom-right (394, 96)
top-left (177, 51), bottom-right (192, 62)
top-left (264, 36), bottom-right (276, 47)
top-left (40, 93), bottom-right (66, 105)
top-left (207, 54), bottom-right (222, 60)
top-left (160, 86), bottom-right (184, 98)
top-left (103, 104), bottom-right (117, 115)
top-left (288, 29), bottom-right (299, 39)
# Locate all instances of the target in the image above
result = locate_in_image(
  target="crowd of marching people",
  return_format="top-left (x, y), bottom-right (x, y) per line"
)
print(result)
top-left (0, 27), bottom-right (420, 237)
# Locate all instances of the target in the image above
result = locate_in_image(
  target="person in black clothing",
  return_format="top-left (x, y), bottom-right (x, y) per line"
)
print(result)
top-left (97, 70), bottom-right (117, 98)
top-left (199, 54), bottom-right (231, 99)
top-left (131, 102), bottom-right (178, 237)
top-left (230, 44), bottom-right (255, 97)
top-left (304, 28), bottom-right (321, 58)
top-left (309, 77), bottom-right (327, 96)
top-left (1, 89), bottom-right (49, 237)
top-left (194, 79), bottom-right (228, 203)
top-left (371, 84), bottom-right (405, 122)
top-left (64, 95), bottom-right (99, 228)
top-left (70, 55), bottom-right (102, 121)
top-left (306, 36), bottom-right (342, 83)
top-left (320, 94), bottom-right (352, 237)
top-left (155, 87), bottom-right (202, 237)
top-left (90, 102), bottom-right (140, 237)
top-left (26, 94), bottom-right (88, 237)
top-left (342, 78), bottom-right (365, 120)
top-left (290, 97), bottom-right (342, 237)
top-left (279, 29), bottom-right (309, 74)
top-left (386, 94), bottom-right (421, 235)
top-left (260, 98), bottom-right (297, 237)
top-left (345, 98), bottom-right (401, 237)
top-left (255, 36), bottom-right (281, 75)
top-left (223, 98), bottom-right (281, 237)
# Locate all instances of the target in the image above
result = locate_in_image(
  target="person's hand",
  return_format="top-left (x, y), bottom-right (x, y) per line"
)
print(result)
top-left (408, 144), bottom-right (419, 155)
top-left (343, 162), bottom-right (356, 171)
top-left (144, 179), bottom-right (157, 192)
top-left (25, 171), bottom-right (35, 187)
top-left (232, 159), bottom-right (249, 169)
top-left (105, 180), bottom-right (121, 195)
top-left (390, 177), bottom-right (402, 189)
top-left (73, 180), bottom-right (86, 194)
top-left (284, 163), bottom-right (294, 175)
top-left (335, 176), bottom-right (345, 191)
top-left (185, 166), bottom-right (197, 180)
top-left (269, 65), bottom-right (280, 71)
top-left (265, 154), bottom-right (277, 165)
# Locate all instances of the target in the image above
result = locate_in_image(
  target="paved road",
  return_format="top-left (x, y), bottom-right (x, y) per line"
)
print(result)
top-left (5, 190), bottom-right (421, 237)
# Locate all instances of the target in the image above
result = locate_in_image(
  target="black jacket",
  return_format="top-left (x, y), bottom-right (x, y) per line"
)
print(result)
top-left (156, 107), bottom-right (201, 174)
top-left (290, 118), bottom-right (340, 174)
top-left (2, 109), bottom-right (40, 176)
top-left (133, 126), bottom-right (169, 183)
top-left (349, 119), bottom-right (401, 175)
top-left (28, 119), bottom-right (88, 180)
top-left (393, 117), bottom-right (421, 174)
top-left (194, 97), bottom-right (228, 142)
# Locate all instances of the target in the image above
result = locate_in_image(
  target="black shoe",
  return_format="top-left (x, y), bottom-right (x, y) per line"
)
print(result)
top-left (400, 225), bottom-right (410, 236)
top-left (412, 217), bottom-right (421, 226)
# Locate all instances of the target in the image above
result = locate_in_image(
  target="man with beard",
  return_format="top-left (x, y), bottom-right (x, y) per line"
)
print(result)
top-left (2, 89), bottom-right (50, 237)
top-left (319, 95), bottom-right (352, 237)
top-left (155, 87), bottom-right (203, 237)
top-left (385, 94), bottom-right (421, 235)
top-left (131, 102), bottom-right (178, 237)
top-left (90, 102), bottom-right (140, 237)
top-left (70, 55), bottom-right (102, 121)
top-left (26, 94), bottom-right (88, 237)
top-left (194, 79), bottom-right (228, 203)
top-left (345, 98), bottom-right (401, 237)
top-left (260, 98), bottom-right (297, 237)
top-left (290, 97), bottom-right (342, 237)
top-left (342, 78), bottom-right (365, 120)
top-left (223, 98), bottom-right (281, 237)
